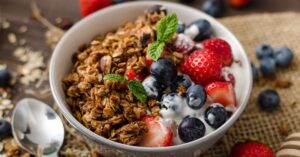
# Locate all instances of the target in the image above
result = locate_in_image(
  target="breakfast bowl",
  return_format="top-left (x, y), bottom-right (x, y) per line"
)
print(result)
top-left (49, 1), bottom-right (252, 157)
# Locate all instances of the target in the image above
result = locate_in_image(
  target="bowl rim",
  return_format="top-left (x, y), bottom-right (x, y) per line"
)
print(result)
top-left (50, 0), bottom-right (253, 153)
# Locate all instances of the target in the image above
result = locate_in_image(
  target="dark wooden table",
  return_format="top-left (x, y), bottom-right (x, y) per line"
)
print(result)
top-left (0, 0), bottom-right (300, 155)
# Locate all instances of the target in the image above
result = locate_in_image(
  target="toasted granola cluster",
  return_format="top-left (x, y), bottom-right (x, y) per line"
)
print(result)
top-left (63, 7), bottom-right (172, 145)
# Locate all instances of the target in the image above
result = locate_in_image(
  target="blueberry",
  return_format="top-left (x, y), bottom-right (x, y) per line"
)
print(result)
top-left (178, 117), bottom-right (206, 142)
top-left (142, 76), bottom-right (166, 100)
top-left (0, 69), bottom-right (12, 88)
top-left (170, 74), bottom-right (192, 92)
top-left (258, 89), bottom-right (280, 111)
top-left (0, 119), bottom-right (12, 140)
top-left (161, 93), bottom-right (184, 113)
top-left (177, 22), bottom-right (186, 34)
top-left (256, 44), bottom-right (274, 60)
top-left (204, 104), bottom-right (227, 129)
top-left (260, 57), bottom-right (276, 78)
top-left (274, 46), bottom-right (293, 68)
top-left (185, 19), bottom-right (213, 42)
top-left (150, 58), bottom-right (177, 86)
top-left (186, 85), bottom-right (206, 110)
top-left (251, 63), bottom-right (259, 81)
top-left (201, 0), bottom-right (224, 17)
top-left (146, 5), bottom-right (167, 15)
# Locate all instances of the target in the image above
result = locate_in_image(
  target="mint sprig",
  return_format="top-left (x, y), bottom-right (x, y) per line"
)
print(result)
top-left (147, 13), bottom-right (178, 61)
top-left (103, 74), bottom-right (147, 103)
top-left (103, 74), bottom-right (127, 82)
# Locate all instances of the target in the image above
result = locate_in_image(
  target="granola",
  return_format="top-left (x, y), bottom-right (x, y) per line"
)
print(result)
top-left (63, 7), bottom-right (167, 145)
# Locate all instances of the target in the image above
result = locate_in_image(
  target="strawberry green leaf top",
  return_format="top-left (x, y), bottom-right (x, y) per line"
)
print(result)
top-left (147, 13), bottom-right (178, 61)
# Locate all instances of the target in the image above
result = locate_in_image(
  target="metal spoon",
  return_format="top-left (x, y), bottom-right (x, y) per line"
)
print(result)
top-left (12, 98), bottom-right (64, 157)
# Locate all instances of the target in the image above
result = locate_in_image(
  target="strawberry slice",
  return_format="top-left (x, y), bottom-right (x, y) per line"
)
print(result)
top-left (140, 116), bottom-right (173, 147)
top-left (205, 82), bottom-right (236, 107)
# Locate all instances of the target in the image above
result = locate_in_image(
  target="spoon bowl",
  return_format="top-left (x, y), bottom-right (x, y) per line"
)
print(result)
top-left (12, 98), bottom-right (64, 157)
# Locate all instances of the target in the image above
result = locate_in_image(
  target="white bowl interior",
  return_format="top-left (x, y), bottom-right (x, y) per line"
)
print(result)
top-left (50, 1), bottom-right (252, 153)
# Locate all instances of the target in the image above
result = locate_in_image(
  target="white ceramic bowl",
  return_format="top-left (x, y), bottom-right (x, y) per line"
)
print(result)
top-left (50, 1), bottom-right (252, 157)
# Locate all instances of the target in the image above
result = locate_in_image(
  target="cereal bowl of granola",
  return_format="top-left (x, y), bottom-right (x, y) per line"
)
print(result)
top-left (49, 1), bottom-right (252, 156)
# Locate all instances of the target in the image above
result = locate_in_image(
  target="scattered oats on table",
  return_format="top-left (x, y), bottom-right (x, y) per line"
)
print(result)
top-left (7, 33), bottom-right (17, 45)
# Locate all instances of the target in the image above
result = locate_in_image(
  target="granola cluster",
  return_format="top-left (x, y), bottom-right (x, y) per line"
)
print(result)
top-left (63, 8), bottom-right (174, 145)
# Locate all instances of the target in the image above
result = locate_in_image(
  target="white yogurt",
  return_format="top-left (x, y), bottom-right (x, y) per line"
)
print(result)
top-left (160, 94), bottom-right (215, 144)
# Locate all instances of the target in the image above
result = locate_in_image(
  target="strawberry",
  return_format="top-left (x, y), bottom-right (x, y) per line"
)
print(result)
top-left (205, 82), bottom-right (236, 107)
top-left (125, 69), bottom-right (146, 81)
top-left (202, 38), bottom-right (233, 66)
top-left (230, 141), bottom-right (275, 157)
top-left (140, 116), bottom-right (173, 147)
top-left (180, 49), bottom-right (222, 86)
top-left (228, 0), bottom-right (252, 8)
top-left (221, 68), bottom-right (235, 86)
top-left (79, 0), bottom-right (112, 17)
top-left (145, 54), bottom-right (154, 71)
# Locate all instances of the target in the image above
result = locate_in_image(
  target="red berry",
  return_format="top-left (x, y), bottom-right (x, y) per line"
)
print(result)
top-left (145, 54), bottom-right (154, 71)
top-left (202, 38), bottom-right (233, 66)
top-left (228, 0), bottom-right (252, 8)
top-left (79, 0), bottom-right (112, 17)
top-left (173, 34), bottom-right (195, 54)
top-left (230, 141), bottom-right (275, 157)
top-left (221, 68), bottom-right (235, 86)
top-left (125, 69), bottom-right (145, 81)
top-left (140, 116), bottom-right (173, 147)
top-left (180, 49), bottom-right (222, 86)
top-left (205, 81), bottom-right (236, 107)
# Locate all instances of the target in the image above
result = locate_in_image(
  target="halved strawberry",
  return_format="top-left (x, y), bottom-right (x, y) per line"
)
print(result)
top-left (205, 82), bottom-right (236, 107)
top-left (140, 116), bottom-right (173, 147)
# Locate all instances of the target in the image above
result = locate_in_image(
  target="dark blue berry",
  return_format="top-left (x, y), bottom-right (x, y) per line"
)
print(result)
top-left (170, 74), bottom-right (192, 92)
top-left (204, 104), bottom-right (227, 129)
top-left (260, 57), bottom-right (276, 78)
top-left (150, 58), bottom-right (177, 86)
top-left (186, 85), bottom-right (206, 110)
top-left (161, 93), bottom-right (183, 113)
top-left (201, 0), bottom-right (224, 17)
top-left (178, 117), bottom-right (206, 142)
top-left (142, 76), bottom-right (166, 100)
top-left (251, 63), bottom-right (259, 81)
top-left (177, 22), bottom-right (186, 34)
top-left (185, 19), bottom-right (213, 42)
top-left (0, 69), bottom-right (11, 88)
top-left (0, 119), bottom-right (12, 140)
top-left (256, 44), bottom-right (274, 60)
top-left (274, 46), bottom-right (293, 68)
top-left (258, 89), bottom-right (280, 111)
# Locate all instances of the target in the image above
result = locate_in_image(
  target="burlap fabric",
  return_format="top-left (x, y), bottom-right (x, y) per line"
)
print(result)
top-left (201, 12), bottom-right (300, 157)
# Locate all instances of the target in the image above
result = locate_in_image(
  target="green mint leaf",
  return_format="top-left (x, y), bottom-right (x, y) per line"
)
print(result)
top-left (103, 74), bottom-right (127, 82)
top-left (147, 41), bottom-right (165, 61)
top-left (127, 80), bottom-right (147, 103)
top-left (157, 13), bottom-right (178, 42)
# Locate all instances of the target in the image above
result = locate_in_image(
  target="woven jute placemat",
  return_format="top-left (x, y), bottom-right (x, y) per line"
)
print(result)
top-left (201, 12), bottom-right (300, 157)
